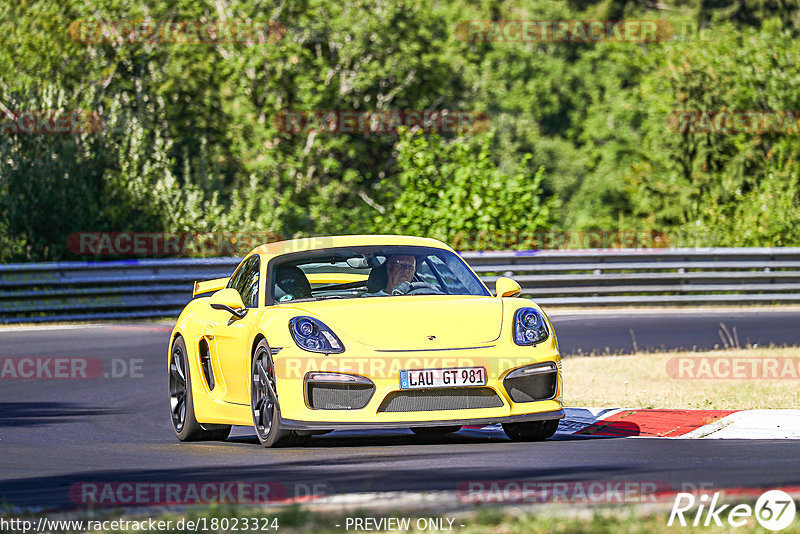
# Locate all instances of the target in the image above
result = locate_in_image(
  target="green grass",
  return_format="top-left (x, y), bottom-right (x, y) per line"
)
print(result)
top-left (564, 346), bottom-right (800, 409)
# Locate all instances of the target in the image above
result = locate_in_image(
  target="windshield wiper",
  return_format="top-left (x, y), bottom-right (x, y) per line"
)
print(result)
top-left (278, 295), bottom-right (348, 303)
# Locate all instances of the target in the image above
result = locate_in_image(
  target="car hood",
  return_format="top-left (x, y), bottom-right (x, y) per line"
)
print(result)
top-left (284, 296), bottom-right (503, 350)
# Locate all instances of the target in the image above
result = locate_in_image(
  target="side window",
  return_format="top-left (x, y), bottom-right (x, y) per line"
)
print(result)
top-left (415, 259), bottom-right (447, 293)
top-left (228, 260), bottom-right (248, 294)
top-left (428, 255), bottom-right (472, 294)
top-left (229, 256), bottom-right (260, 308)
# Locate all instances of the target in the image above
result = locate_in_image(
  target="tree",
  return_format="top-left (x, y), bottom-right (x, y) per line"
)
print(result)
top-left (377, 129), bottom-right (556, 250)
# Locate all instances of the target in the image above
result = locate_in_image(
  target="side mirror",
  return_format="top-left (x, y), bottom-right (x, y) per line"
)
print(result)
top-left (210, 288), bottom-right (248, 319)
top-left (495, 277), bottom-right (522, 298)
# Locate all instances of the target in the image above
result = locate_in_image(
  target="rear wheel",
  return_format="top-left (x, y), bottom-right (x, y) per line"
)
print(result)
top-left (410, 425), bottom-right (462, 436)
top-left (502, 419), bottom-right (559, 442)
top-left (169, 336), bottom-right (231, 442)
top-left (251, 340), bottom-right (310, 447)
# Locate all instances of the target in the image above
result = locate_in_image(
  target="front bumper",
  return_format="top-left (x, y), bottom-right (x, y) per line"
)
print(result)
top-left (272, 342), bottom-right (563, 426)
top-left (280, 409), bottom-right (564, 431)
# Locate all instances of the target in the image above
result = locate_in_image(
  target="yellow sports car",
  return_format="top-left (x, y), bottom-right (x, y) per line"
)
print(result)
top-left (168, 235), bottom-right (563, 447)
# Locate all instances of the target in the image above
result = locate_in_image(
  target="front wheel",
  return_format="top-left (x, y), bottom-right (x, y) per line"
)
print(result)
top-left (251, 340), bottom-right (309, 447)
top-left (502, 419), bottom-right (559, 442)
top-left (169, 336), bottom-right (231, 442)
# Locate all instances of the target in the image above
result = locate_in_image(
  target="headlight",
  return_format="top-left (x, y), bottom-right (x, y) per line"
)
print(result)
top-left (289, 316), bottom-right (345, 353)
top-left (513, 307), bottom-right (549, 346)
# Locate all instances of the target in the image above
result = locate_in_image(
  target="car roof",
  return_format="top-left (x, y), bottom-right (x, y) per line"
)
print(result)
top-left (247, 234), bottom-right (451, 260)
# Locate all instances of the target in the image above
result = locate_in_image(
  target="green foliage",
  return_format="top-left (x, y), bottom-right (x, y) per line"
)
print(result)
top-left (1, 0), bottom-right (799, 260)
top-left (624, 19), bottom-right (800, 245)
top-left (378, 129), bottom-right (556, 247)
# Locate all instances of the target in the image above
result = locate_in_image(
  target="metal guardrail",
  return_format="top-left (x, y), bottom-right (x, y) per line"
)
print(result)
top-left (466, 247), bottom-right (800, 306)
top-left (0, 258), bottom-right (240, 323)
top-left (2, 248), bottom-right (800, 323)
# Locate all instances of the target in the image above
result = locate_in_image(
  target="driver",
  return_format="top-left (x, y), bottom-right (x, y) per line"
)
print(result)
top-left (362, 254), bottom-right (442, 296)
top-left (385, 254), bottom-right (416, 293)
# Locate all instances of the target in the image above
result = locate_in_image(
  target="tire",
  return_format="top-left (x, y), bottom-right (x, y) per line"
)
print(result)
top-left (502, 419), bottom-right (559, 442)
top-left (169, 336), bottom-right (231, 442)
top-left (251, 339), bottom-right (310, 448)
top-left (410, 425), bottom-right (462, 436)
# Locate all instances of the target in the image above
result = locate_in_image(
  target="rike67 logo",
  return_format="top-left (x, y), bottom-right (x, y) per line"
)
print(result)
top-left (669, 490), bottom-right (796, 531)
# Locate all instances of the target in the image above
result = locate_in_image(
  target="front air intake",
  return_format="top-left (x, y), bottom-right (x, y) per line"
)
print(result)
top-left (503, 363), bottom-right (558, 403)
top-left (306, 383), bottom-right (374, 410)
top-left (378, 387), bottom-right (504, 412)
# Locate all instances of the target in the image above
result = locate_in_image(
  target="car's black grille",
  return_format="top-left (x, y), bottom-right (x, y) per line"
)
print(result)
top-left (378, 387), bottom-right (504, 412)
top-left (503, 373), bottom-right (557, 403)
top-left (307, 383), bottom-right (374, 410)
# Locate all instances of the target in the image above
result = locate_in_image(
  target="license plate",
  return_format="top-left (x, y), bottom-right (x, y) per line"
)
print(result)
top-left (399, 367), bottom-right (486, 390)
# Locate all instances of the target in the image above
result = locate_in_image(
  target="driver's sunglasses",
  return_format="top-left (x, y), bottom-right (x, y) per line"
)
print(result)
top-left (388, 261), bottom-right (414, 271)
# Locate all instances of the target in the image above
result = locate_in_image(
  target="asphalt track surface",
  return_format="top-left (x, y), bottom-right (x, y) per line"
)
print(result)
top-left (1, 308), bottom-right (799, 510)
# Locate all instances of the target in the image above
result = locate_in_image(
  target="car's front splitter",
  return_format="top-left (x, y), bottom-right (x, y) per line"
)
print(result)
top-left (279, 408), bottom-right (565, 431)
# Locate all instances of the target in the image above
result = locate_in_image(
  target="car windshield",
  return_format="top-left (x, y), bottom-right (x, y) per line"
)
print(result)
top-left (269, 245), bottom-right (489, 303)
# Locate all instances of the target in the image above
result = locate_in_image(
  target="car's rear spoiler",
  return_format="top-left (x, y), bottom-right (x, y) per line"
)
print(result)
top-left (193, 277), bottom-right (229, 297)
